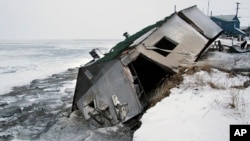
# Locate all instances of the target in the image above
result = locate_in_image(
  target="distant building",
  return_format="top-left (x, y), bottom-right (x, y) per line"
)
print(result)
top-left (211, 15), bottom-right (246, 37)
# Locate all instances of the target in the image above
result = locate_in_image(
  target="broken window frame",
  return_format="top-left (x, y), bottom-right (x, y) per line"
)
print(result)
top-left (153, 36), bottom-right (178, 57)
top-left (84, 97), bottom-right (113, 126)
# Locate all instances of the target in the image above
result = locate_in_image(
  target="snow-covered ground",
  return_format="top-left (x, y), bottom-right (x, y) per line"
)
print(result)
top-left (134, 49), bottom-right (250, 141)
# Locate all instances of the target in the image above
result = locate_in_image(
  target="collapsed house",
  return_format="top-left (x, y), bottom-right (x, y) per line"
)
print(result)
top-left (72, 6), bottom-right (222, 127)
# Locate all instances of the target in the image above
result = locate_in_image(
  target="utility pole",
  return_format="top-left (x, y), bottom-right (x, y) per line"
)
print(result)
top-left (207, 0), bottom-right (210, 16)
top-left (236, 2), bottom-right (240, 17)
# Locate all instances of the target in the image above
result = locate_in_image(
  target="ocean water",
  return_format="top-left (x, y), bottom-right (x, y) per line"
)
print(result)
top-left (0, 39), bottom-right (133, 141)
top-left (0, 39), bottom-right (118, 95)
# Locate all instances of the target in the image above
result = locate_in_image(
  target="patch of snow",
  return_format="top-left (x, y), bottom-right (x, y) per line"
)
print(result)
top-left (134, 69), bottom-right (250, 141)
top-left (204, 51), bottom-right (250, 70)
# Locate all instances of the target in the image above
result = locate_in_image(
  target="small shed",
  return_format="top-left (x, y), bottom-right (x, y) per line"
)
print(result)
top-left (211, 15), bottom-right (246, 36)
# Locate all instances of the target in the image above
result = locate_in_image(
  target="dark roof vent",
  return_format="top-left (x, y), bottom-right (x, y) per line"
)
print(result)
top-left (123, 32), bottom-right (129, 39)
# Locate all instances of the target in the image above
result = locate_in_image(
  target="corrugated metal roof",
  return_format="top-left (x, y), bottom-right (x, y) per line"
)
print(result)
top-left (212, 15), bottom-right (237, 22)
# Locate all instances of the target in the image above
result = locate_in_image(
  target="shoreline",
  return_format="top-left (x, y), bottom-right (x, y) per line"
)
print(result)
top-left (0, 67), bottom-right (79, 140)
top-left (0, 58), bottom-right (88, 96)
top-left (0, 66), bottom-right (133, 141)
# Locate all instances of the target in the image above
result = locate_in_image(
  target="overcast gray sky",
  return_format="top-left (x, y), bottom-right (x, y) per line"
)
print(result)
top-left (0, 0), bottom-right (249, 40)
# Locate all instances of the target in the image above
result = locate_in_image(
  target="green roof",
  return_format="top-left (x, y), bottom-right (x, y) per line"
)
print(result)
top-left (212, 15), bottom-right (238, 22)
top-left (97, 14), bottom-right (172, 63)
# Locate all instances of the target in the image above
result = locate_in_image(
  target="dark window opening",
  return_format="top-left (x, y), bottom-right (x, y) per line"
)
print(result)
top-left (88, 100), bottom-right (95, 108)
top-left (128, 55), bottom-right (173, 107)
top-left (154, 37), bottom-right (178, 57)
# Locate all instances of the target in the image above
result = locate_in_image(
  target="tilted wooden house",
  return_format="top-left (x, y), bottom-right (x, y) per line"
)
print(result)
top-left (72, 6), bottom-right (222, 127)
